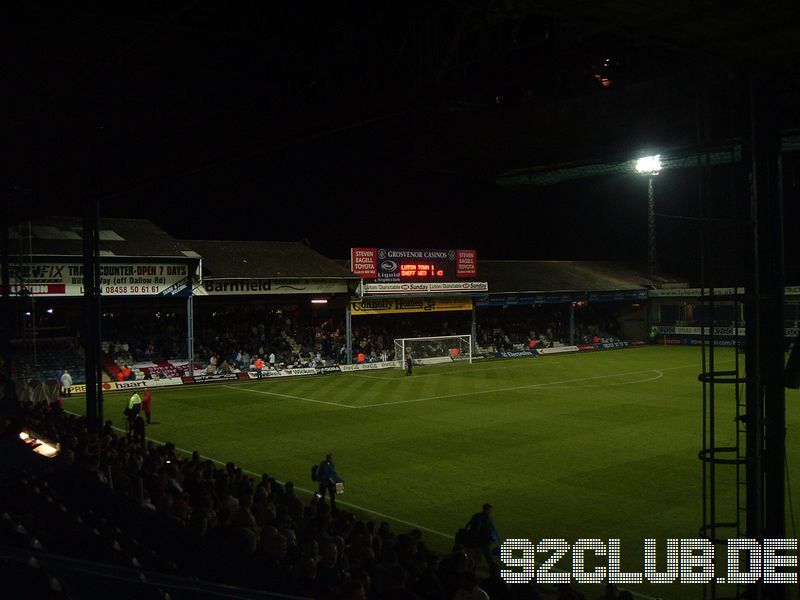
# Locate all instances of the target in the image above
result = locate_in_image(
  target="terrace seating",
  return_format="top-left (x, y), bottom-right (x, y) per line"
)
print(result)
top-left (129, 361), bottom-right (188, 380)
top-left (13, 338), bottom-right (86, 384)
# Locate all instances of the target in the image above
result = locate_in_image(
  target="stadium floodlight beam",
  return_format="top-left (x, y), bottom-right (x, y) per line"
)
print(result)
top-left (635, 154), bottom-right (662, 175)
top-left (635, 154), bottom-right (661, 278)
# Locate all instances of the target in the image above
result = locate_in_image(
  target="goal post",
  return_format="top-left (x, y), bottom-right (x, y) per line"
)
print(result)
top-left (393, 334), bottom-right (473, 366)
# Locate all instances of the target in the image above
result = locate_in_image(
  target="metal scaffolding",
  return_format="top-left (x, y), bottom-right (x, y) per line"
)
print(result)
top-left (698, 70), bottom-right (788, 600)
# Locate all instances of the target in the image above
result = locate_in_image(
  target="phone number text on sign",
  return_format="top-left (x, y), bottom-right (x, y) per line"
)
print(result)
top-left (102, 285), bottom-right (163, 295)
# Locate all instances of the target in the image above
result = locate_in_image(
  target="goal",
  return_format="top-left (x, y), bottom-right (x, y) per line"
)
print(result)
top-left (393, 334), bottom-right (473, 366)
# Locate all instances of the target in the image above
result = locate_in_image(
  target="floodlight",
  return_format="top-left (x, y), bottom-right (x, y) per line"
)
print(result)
top-left (635, 155), bottom-right (661, 175)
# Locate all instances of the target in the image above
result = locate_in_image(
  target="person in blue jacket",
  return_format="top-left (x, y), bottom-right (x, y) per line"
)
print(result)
top-left (467, 503), bottom-right (500, 570)
top-left (317, 451), bottom-right (342, 509)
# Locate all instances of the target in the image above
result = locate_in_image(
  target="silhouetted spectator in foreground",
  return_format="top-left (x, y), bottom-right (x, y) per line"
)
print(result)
top-left (602, 582), bottom-right (619, 599)
top-left (317, 540), bottom-right (346, 597)
top-left (454, 570), bottom-right (490, 600)
top-left (132, 415), bottom-right (145, 444)
top-left (556, 582), bottom-right (586, 600)
top-left (383, 565), bottom-right (422, 599)
top-left (340, 579), bottom-right (367, 600)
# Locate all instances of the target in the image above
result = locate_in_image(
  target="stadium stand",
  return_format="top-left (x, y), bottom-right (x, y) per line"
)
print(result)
top-left (92, 301), bottom-right (632, 374)
top-left (475, 303), bottom-right (623, 354)
top-left (100, 350), bottom-right (124, 382)
top-left (7, 217), bottom-right (685, 385)
top-left (12, 339), bottom-right (86, 387)
top-left (129, 360), bottom-right (189, 380)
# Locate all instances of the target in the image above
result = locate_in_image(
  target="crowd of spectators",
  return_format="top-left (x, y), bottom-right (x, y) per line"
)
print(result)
top-left (0, 361), bottom-right (558, 600)
top-left (350, 314), bottom-right (471, 363)
top-left (102, 307), bottom-right (300, 374)
top-left (102, 311), bottom-right (184, 366)
top-left (102, 309), bottom-right (477, 371)
top-left (296, 318), bottom-right (347, 364)
top-left (193, 308), bottom-right (296, 371)
top-left (477, 305), bottom-right (622, 352)
top-left (97, 303), bottom-right (626, 377)
top-left (202, 312), bottom-right (476, 369)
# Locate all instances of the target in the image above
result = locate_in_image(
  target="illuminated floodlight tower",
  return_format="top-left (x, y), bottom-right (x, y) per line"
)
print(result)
top-left (635, 154), bottom-right (662, 278)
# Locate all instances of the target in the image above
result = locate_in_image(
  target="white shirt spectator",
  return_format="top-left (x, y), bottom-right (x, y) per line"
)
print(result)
top-left (61, 371), bottom-right (73, 389)
top-left (269, 352), bottom-right (276, 366)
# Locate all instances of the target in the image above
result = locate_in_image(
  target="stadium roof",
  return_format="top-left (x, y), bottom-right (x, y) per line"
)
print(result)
top-left (8, 217), bottom-right (193, 259)
top-left (6, 217), bottom-right (687, 290)
top-left (479, 260), bottom-right (686, 294)
top-left (186, 240), bottom-right (357, 280)
top-left (334, 258), bottom-right (688, 294)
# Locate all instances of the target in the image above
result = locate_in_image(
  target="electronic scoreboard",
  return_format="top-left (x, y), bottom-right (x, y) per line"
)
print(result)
top-left (350, 248), bottom-right (477, 283)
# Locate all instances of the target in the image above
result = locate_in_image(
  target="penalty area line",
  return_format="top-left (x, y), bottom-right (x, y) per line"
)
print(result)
top-left (358, 361), bottom-right (731, 409)
top-left (560, 369), bottom-right (665, 388)
top-left (351, 361), bottom-right (564, 382)
top-left (220, 384), bottom-right (355, 409)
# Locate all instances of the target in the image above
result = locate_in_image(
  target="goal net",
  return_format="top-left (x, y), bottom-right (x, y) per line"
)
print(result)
top-left (393, 335), bottom-right (473, 366)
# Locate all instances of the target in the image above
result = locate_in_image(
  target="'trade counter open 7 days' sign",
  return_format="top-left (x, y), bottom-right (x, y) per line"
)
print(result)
top-left (1, 263), bottom-right (191, 297)
top-left (350, 248), bottom-right (477, 281)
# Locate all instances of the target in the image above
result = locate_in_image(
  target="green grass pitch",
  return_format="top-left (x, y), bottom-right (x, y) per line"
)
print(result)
top-left (69, 346), bottom-right (800, 599)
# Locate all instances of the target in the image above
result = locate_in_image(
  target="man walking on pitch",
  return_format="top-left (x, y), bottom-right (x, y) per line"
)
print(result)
top-left (317, 452), bottom-right (342, 509)
top-left (467, 503), bottom-right (500, 570)
top-left (60, 369), bottom-right (73, 397)
top-left (141, 389), bottom-right (153, 424)
top-left (405, 353), bottom-right (413, 376)
top-left (126, 391), bottom-right (142, 433)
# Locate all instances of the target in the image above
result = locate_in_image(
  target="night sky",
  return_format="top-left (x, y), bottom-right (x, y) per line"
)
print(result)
top-left (7, 3), bottom-right (800, 280)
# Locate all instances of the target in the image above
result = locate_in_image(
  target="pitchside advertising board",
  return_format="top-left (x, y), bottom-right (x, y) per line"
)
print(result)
top-left (477, 289), bottom-right (648, 307)
top-left (649, 286), bottom-right (800, 298)
top-left (655, 325), bottom-right (798, 346)
top-left (350, 248), bottom-right (477, 281)
top-left (198, 279), bottom-right (349, 296)
top-left (351, 297), bottom-right (472, 316)
top-left (362, 281), bottom-right (488, 294)
top-left (1, 262), bottom-right (191, 297)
